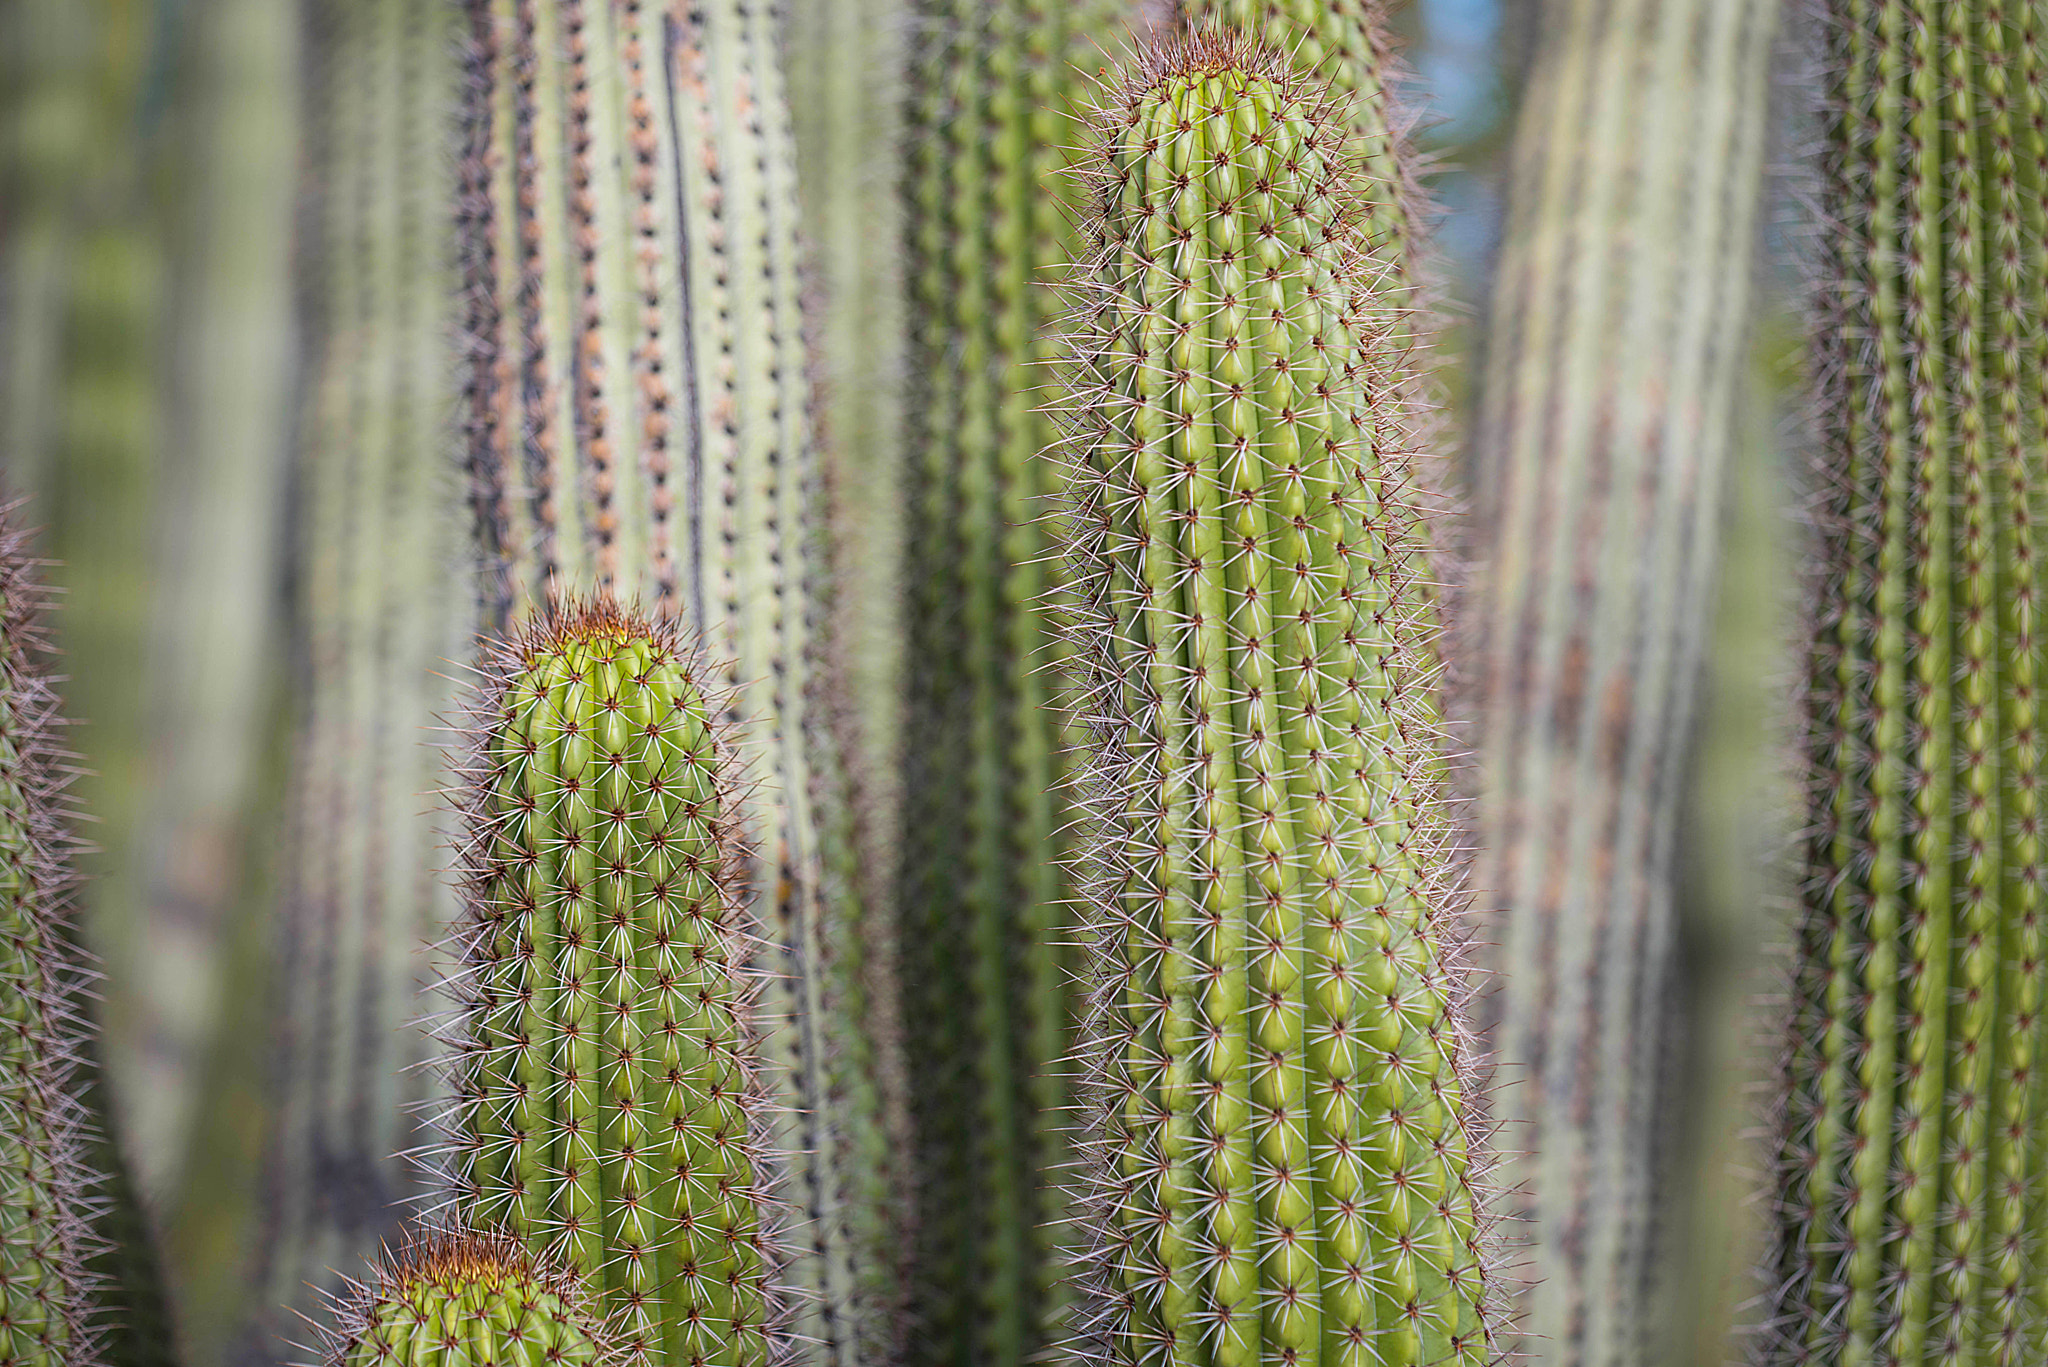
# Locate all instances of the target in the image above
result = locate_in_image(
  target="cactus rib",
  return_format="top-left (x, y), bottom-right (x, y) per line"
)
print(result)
top-left (446, 598), bottom-right (774, 1367)
top-left (0, 511), bottom-right (101, 1367)
top-left (1058, 34), bottom-right (1499, 1367)
top-left (1763, 4), bottom-right (2048, 1363)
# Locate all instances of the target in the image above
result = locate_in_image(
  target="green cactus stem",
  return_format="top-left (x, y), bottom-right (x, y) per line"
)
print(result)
top-left (447, 598), bottom-right (774, 1367)
top-left (0, 512), bottom-right (101, 1367)
top-left (1058, 34), bottom-right (1499, 1367)
top-left (457, 10), bottom-right (886, 1357)
top-left (1764, 3), bottom-right (2048, 1363)
top-left (895, 2), bottom-right (1144, 1360)
top-left (323, 1228), bottom-right (614, 1367)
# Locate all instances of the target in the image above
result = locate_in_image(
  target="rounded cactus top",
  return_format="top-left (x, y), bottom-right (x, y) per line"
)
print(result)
top-left (325, 1229), bottom-right (616, 1367)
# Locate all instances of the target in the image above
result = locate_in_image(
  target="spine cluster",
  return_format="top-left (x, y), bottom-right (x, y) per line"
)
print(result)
top-left (324, 1229), bottom-right (613, 1367)
top-left (0, 516), bottom-right (99, 1367)
top-left (1766, 4), bottom-right (2048, 1363)
top-left (1058, 35), bottom-right (1496, 1367)
top-left (448, 600), bottom-right (773, 1367)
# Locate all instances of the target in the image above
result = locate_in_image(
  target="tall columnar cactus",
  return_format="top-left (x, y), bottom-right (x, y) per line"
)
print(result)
top-left (446, 599), bottom-right (774, 1367)
top-left (1764, 5), bottom-right (2048, 1363)
top-left (457, 6), bottom-right (888, 1359)
top-left (222, 0), bottom-right (470, 1351)
top-left (1464, 2), bottom-right (1777, 1362)
top-left (0, 515), bottom-right (101, 1367)
top-left (322, 1229), bottom-right (614, 1367)
top-left (896, 3), bottom-right (1138, 1359)
top-left (1058, 35), bottom-right (1500, 1366)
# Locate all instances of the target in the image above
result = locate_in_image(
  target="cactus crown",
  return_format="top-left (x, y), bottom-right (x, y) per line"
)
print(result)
top-left (1055, 31), bottom-right (1498, 1367)
top-left (320, 1227), bottom-right (617, 1367)
top-left (0, 511), bottom-right (102, 1367)
top-left (437, 594), bottom-right (779, 1367)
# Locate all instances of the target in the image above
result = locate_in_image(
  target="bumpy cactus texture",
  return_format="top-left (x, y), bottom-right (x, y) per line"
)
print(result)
top-left (457, 9), bottom-right (886, 1358)
top-left (323, 1229), bottom-right (612, 1367)
top-left (1058, 35), bottom-right (1499, 1367)
top-left (448, 600), bottom-right (773, 1367)
top-left (1464, 2), bottom-right (1777, 1363)
top-left (896, 3), bottom-right (1137, 1360)
top-left (232, 0), bottom-right (469, 1349)
top-left (0, 516), bottom-right (100, 1367)
top-left (1763, 5), bottom-right (2048, 1363)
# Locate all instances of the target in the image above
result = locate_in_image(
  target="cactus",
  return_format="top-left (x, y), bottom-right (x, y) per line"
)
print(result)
top-left (1057, 34), bottom-right (1499, 1367)
top-left (0, 512), bottom-right (102, 1367)
top-left (322, 1229), bottom-right (613, 1367)
top-left (1462, 1), bottom-right (1777, 1362)
top-left (895, 2), bottom-right (1146, 1359)
top-left (457, 9), bottom-right (888, 1357)
top-left (445, 598), bottom-right (775, 1367)
top-left (1762, 4), bottom-right (2048, 1363)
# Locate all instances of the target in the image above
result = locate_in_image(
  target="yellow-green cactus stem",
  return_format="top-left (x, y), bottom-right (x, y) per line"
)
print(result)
top-left (1763, 3), bottom-right (2048, 1363)
top-left (1058, 34), bottom-right (1500, 1367)
top-left (0, 513), bottom-right (102, 1367)
top-left (323, 1228), bottom-right (614, 1367)
top-left (447, 598), bottom-right (774, 1367)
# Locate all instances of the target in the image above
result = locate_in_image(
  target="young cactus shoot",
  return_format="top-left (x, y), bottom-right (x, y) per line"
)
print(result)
top-left (445, 598), bottom-right (773, 1367)
top-left (323, 1228), bottom-right (613, 1367)
top-left (1059, 34), bottom-right (1498, 1367)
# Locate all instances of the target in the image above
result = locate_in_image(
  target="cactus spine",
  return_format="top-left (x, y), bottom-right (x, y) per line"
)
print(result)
top-left (457, 6), bottom-right (886, 1358)
top-left (450, 600), bottom-right (772, 1367)
top-left (324, 1230), bottom-right (613, 1367)
top-left (1464, 2), bottom-right (1777, 1362)
top-left (1764, 4), bottom-right (2048, 1362)
top-left (896, 2), bottom-right (1139, 1358)
top-left (0, 515), bottom-right (100, 1367)
top-left (1059, 35), bottom-right (1498, 1366)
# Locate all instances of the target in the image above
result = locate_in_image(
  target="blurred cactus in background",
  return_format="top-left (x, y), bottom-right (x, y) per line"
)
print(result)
top-left (1465, 2), bottom-right (1777, 1364)
top-left (1762, 4), bottom-right (2048, 1363)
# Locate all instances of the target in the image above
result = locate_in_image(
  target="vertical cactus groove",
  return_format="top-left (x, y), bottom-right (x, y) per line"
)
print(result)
top-left (1764, 4), bottom-right (2048, 1364)
top-left (458, 6), bottom-right (886, 1359)
top-left (0, 515), bottom-right (101, 1367)
top-left (1466, 2), bottom-right (1776, 1363)
top-left (1059, 35), bottom-right (1499, 1367)
top-left (237, 0), bottom-right (469, 1346)
top-left (897, 1), bottom-right (1132, 1359)
top-left (323, 1229), bottom-right (613, 1367)
top-left (449, 599), bottom-right (773, 1367)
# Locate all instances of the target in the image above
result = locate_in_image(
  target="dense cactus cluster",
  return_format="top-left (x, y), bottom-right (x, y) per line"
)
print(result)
top-left (1057, 35), bottom-right (1499, 1366)
top-left (445, 600), bottom-right (774, 1367)
top-left (1763, 3), bottom-right (2048, 1364)
top-left (320, 1229), bottom-right (613, 1367)
top-left (0, 516), bottom-right (99, 1367)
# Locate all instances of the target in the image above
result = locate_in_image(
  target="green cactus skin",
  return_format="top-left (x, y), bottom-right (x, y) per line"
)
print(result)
top-left (448, 599), bottom-right (774, 1367)
top-left (1763, 4), bottom-right (2048, 1363)
top-left (1462, 2), bottom-right (1778, 1363)
top-left (1058, 34), bottom-right (1500, 1367)
top-left (457, 10), bottom-right (887, 1359)
top-left (217, 0), bottom-right (472, 1351)
top-left (323, 1229), bottom-right (614, 1367)
top-left (896, 2), bottom-right (1145, 1360)
top-left (0, 514), bottom-right (102, 1367)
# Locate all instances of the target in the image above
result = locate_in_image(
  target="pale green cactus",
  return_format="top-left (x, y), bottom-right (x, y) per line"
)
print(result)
top-left (1763, 3), bottom-right (2048, 1363)
top-left (1057, 34), bottom-right (1500, 1367)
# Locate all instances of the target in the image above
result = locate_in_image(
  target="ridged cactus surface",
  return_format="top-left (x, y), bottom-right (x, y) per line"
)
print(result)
top-left (448, 600), bottom-right (772, 1367)
top-left (1059, 36), bottom-right (1498, 1366)
top-left (896, 2), bottom-right (1137, 1359)
top-left (1465, 2), bottom-right (1777, 1363)
top-left (0, 516), bottom-right (100, 1367)
top-left (235, 0), bottom-right (468, 1350)
top-left (324, 1230), bottom-right (612, 1367)
top-left (457, 6), bottom-right (885, 1360)
top-left (1764, 4), bottom-right (2048, 1363)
